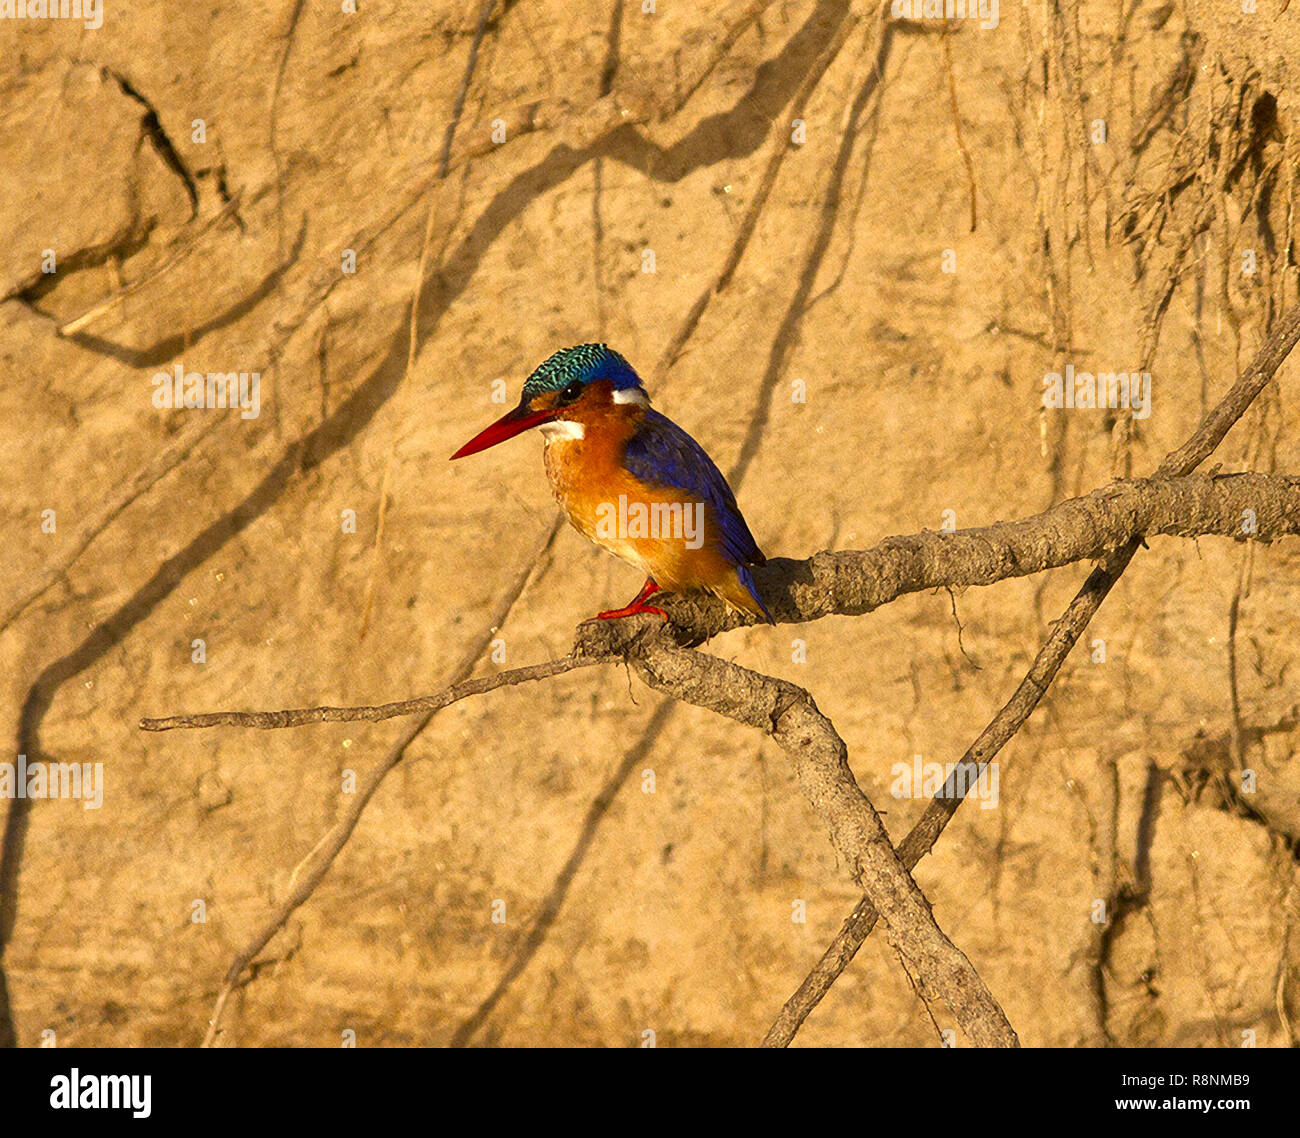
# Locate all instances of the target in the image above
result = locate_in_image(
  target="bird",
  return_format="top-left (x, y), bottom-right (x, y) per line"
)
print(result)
top-left (451, 344), bottom-right (774, 624)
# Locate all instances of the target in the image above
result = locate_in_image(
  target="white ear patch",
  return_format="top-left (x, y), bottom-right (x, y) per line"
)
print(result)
top-left (612, 387), bottom-right (649, 406)
top-left (539, 420), bottom-right (585, 442)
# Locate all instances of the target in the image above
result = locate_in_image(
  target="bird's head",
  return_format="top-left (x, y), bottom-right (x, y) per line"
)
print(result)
top-left (450, 344), bottom-right (648, 459)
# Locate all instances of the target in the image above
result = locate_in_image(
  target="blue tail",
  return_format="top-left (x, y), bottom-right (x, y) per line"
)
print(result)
top-left (737, 563), bottom-right (775, 624)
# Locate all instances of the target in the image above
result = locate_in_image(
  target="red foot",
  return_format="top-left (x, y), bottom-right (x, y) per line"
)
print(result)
top-left (595, 602), bottom-right (667, 620)
top-left (594, 579), bottom-right (667, 621)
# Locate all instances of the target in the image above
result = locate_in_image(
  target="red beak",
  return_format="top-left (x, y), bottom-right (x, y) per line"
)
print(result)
top-left (450, 402), bottom-right (557, 459)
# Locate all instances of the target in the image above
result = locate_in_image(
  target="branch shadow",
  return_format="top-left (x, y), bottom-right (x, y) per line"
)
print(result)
top-left (59, 217), bottom-right (308, 368)
top-left (450, 699), bottom-right (675, 1046)
top-left (0, 0), bottom-right (855, 1047)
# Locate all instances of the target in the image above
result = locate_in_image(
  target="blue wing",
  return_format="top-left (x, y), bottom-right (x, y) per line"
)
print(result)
top-left (622, 409), bottom-right (766, 569)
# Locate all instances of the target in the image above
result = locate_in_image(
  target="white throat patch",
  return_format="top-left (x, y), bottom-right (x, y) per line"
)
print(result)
top-left (539, 419), bottom-right (585, 442)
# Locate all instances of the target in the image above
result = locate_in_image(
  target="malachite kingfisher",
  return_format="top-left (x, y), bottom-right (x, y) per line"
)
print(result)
top-left (451, 344), bottom-right (774, 624)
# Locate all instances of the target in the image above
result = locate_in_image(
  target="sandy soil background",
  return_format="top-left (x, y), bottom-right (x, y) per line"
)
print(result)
top-left (2, 0), bottom-right (1300, 1047)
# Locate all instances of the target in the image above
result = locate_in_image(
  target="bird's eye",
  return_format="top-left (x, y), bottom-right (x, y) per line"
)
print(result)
top-left (556, 380), bottom-right (584, 406)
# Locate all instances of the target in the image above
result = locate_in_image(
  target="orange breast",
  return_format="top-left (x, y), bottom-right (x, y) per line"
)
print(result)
top-left (541, 407), bottom-right (744, 601)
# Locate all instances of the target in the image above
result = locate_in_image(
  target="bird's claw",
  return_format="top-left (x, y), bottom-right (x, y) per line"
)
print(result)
top-left (592, 603), bottom-right (668, 621)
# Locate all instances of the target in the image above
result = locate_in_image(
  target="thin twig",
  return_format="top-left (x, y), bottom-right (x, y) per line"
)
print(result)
top-left (1, 414), bottom-right (226, 634)
top-left (655, 7), bottom-right (863, 377)
top-left (941, 18), bottom-right (977, 232)
top-left (141, 654), bottom-right (598, 731)
top-left (359, 0), bottom-right (500, 640)
top-left (56, 191), bottom-right (245, 337)
top-left (197, 520), bottom-right (566, 1044)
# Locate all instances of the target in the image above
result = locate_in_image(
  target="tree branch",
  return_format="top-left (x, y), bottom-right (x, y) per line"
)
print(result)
top-left (580, 471), bottom-right (1300, 651)
top-left (619, 633), bottom-right (1019, 1046)
top-left (142, 472), bottom-right (1300, 733)
top-left (138, 310), bottom-right (1300, 1049)
top-left (760, 302), bottom-right (1300, 1046)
